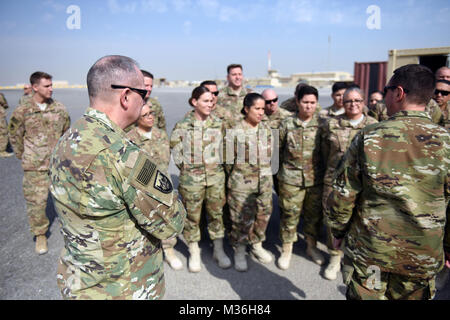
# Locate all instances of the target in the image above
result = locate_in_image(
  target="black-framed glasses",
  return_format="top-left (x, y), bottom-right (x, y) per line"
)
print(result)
top-left (111, 84), bottom-right (148, 101)
top-left (343, 99), bottom-right (364, 105)
top-left (435, 89), bottom-right (450, 96)
top-left (265, 97), bottom-right (278, 104)
top-left (141, 111), bottom-right (155, 118)
top-left (211, 91), bottom-right (219, 97)
top-left (383, 85), bottom-right (409, 97)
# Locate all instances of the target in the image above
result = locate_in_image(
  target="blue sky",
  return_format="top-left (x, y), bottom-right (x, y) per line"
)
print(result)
top-left (0, 0), bottom-right (449, 85)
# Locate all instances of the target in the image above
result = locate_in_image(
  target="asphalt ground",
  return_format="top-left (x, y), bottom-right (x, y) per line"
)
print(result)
top-left (1, 87), bottom-right (449, 301)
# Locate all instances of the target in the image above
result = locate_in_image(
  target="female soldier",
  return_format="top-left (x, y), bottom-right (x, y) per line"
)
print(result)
top-left (277, 85), bottom-right (326, 270)
top-left (126, 104), bottom-right (184, 271)
top-left (321, 87), bottom-right (378, 280)
top-left (225, 93), bottom-right (274, 272)
top-left (170, 86), bottom-right (230, 272)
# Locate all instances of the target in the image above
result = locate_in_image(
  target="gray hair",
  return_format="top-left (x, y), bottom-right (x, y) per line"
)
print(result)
top-left (343, 87), bottom-right (365, 101)
top-left (87, 55), bottom-right (141, 100)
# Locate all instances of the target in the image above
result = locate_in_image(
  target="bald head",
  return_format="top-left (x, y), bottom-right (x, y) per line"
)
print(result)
top-left (436, 66), bottom-right (450, 81)
top-left (261, 88), bottom-right (279, 115)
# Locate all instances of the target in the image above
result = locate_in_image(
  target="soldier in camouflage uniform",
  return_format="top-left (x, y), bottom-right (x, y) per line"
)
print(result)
top-left (8, 72), bottom-right (70, 255)
top-left (201, 80), bottom-right (234, 126)
top-left (276, 85), bottom-right (326, 270)
top-left (217, 64), bottom-right (252, 123)
top-left (0, 92), bottom-right (13, 157)
top-left (224, 93), bottom-right (274, 272)
top-left (127, 104), bottom-right (183, 271)
top-left (326, 64), bottom-right (449, 300)
top-left (170, 86), bottom-right (231, 272)
top-left (433, 80), bottom-right (450, 129)
top-left (49, 56), bottom-right (186, 300)
top-left (318, 82), bottom-right (348, 120)
top-left (141, 70), bottom-right (166, 132)
top-left (280, 82), bottom-right (322, 114)
top-left (19, 84), bottom-right (33, 106)
top-left (320, 87), bottom-right (378, 280)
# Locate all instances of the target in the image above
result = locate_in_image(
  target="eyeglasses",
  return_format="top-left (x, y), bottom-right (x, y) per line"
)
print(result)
top-left (211, 91), bottom-right (219, 96)
top-left (435, 89), bottom-right (450, 96)
top-left (343, 99), bottom-right (363, 105)
top-left (141, 111), bottom-right (155, 118)
top-left (265, 97), bottom-right (278, 104)
top-left (111, 84), bottom-right (148, 101)
top-left (383, 85), bottom-right (409, 97)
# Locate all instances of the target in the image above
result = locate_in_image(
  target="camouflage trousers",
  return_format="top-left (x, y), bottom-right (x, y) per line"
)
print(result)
top-left (179, 183), bottom-right (226, 243)
top-left (343, 258), bottom-right (436, 300)
top-left (23, 170), bottom-right (50, 236)
top-left (0, 112), bottom-right (8, 152)
top-left (162, 237), bottom-right (177, 250)
top-left (323, 185), bottom-right (342, 256)
top-left (278, 182), bottom-right (323, 243)
top-left (228, 188), bottom-right (273, 246)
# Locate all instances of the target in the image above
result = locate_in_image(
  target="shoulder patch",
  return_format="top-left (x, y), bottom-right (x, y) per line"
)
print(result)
top-left (129, 152), bottom-right (173, 207)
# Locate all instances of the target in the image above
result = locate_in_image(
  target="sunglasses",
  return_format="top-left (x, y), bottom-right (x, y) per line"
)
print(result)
top-left (111, 84), bottom-right (148, 101)
top-left (435, 89), bottom-right (450, 96)
top-left (211, 91), bottom-right (219, 96)
top-left (383, 85), bottom-right (410, 97)
top-left (265, 97), bottom-right (278, 104)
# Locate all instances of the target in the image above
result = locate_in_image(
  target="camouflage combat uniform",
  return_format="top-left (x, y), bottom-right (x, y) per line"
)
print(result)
top-left (370, 99), bottom-right (442, 124)
top-left (325, 110), bottom-right (449, 300)
top-left (0, 93), bottom-right (9, 153)
top-left (280, 96), bottom-right (322, 114)
top-left (261, 107), bottom-right (293, 130)
top-left (8, 97), bottom-right (70, 237)
top-left (217, 86), bottom-right (252, 122)
top-left (437, 101), bottom-right (450, 129)
top-left (19, 93), bottom-right (33, 106)
top-left (170, 111), bottom-right (226, 243)
top-left (225, 119), bottom-right (273, 246)
top-left (126, 125), bottom-right (177, 250)
top-left (320, 114), bottom-right (378, 254)
top-left (277, 114), bottom-right (325, 243)
top-left (319, 104), bottom-right (345, 120)
top-left (49, 108), bottom-right (186, 300)
top-left (145, 97), bottom-right (166, 132)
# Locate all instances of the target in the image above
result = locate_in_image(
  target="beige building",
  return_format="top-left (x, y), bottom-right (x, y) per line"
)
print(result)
top-left (387, 46), bottom-right (450, 81)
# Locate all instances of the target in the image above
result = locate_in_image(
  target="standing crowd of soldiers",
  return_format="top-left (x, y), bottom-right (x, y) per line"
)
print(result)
top-left (0, 56), bottom-right (448, 300)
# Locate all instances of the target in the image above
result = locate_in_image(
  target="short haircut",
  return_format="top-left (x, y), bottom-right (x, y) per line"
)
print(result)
top-left (141, 70), bottom-right (153, 79)
top-left (30, 71), bottom-right (52, 86)
top-left (332, 81), bottom-right (348, 94)
top-left (294, 82), bottom-right (308, 95)
top-left (436, 79), bottom-right (450, 86)
top-left (87, 55), bottom-right (141, 100)
top-left (344, 87), bottom-right (365, 101)
top-left (189, 86), bottom-right (210, 107)
top-left (200, 80), bottom-right (217, 87)
top-left (296, 85), bottom-right (319, 101)
top-left (227, 64), bottom-right (243, 74)
top-left (389, 64), bottom-right (436, 105)
top-left (241, 92), bottom-right (264, 115)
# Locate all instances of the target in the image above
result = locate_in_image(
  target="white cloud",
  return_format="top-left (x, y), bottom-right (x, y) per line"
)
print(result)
top-left (108, 0), bottom-right (138, 14)
top-left (141, 0), bottom-right (168, 13)
top-left (172, 0), bottom-right (192, 12)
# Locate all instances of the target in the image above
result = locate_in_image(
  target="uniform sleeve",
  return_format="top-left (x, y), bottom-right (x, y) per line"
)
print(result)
top-left (152, 100), bottom-right (166, 132)
top-left (0, 94), bottom-right (8, 109)
top-left (278, 121), bottom-right (287, 166)
top-left (83, 150), bottom-right (186, 240)
top-left (319, 121), bottom-right (330, 169)
top-left (160, 129), bottom-right (171, 170)
top-left (63, 109), bottom-right (71, 133)
top-left (324, 131), bottom-right (363, 239)
top-left (7, 107), bottom-right (25, 159)
top-left (169, 124), bottom-right (184, 171)
top-left (445, 157), bottom-right (450, 255)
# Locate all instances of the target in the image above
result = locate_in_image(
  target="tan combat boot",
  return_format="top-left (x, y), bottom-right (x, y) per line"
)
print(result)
top-left (277, 242), bottom-right (293, 270)
top-left (188, 242), bottom-right (201, 273)
top-left (164, 247), bottom-right (183, 270)
top-left (234, 244), bottom-right (248, 272)
top-left (251, 242), bottom-right (273, 264)
top-left (324, 254), bottom-right (341, 280)
top-left (306, 236), bottom-right (325, 265)
top-left (213, 238), bottom-right (232, 269)
top-left (35, 235), bottom-right (48, 255)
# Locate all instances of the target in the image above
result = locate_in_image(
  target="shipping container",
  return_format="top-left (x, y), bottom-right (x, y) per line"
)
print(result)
top-left (353, 61), bottom-right (387, 104)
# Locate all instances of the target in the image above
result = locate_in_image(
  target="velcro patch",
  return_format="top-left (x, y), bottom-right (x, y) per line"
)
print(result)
top-left (129, 152), bottom-right (173, 207)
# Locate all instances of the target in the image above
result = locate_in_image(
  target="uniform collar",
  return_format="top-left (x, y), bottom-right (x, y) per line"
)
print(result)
top-left (389, 110), bottom-right (432, 120)
top-left (84, 107), bottom-right (125, 135)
